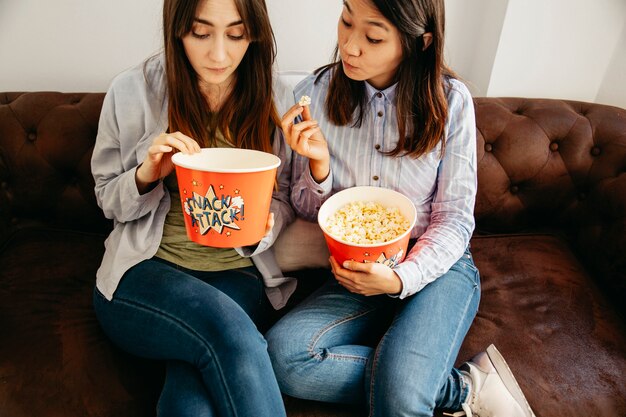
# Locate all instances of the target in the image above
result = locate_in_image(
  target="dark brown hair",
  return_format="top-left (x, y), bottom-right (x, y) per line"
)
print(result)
top-left (162, 0), bottom-right (279, 152)
top-left (320, 0), bottom-right (455, 158)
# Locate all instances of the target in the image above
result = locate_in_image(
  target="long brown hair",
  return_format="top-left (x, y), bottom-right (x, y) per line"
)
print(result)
top-left (320, 0), bottom-right (455, 158)
top-left (162, 0), bottom-right (279, 153)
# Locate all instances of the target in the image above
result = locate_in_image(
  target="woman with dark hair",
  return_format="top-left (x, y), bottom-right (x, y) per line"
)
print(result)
top-left (91, 0), bottom-right (292, 416)
top-left (267, 0), bottom-right (535, 416)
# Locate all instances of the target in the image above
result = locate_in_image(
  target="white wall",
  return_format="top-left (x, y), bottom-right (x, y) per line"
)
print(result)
top-left (0, 0), bottom-right (340, 92)
top-left (0, 0), bottom-right (624, 109)
top-left (486, 0), bottom-right (626, 105)
top-left (444, 0), bottom-right (510, 96)
top-left (268, 0), bottom-right (341, 72)
top-left (596, 14), bottom-right (626, 107)
top-left (0, 0), bottom-right (163, 92)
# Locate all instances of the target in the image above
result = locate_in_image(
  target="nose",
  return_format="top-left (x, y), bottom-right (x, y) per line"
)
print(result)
top-left (342, 32), bottom-right (361, 57)
top-left (208, 36), bottom-right (226, 63)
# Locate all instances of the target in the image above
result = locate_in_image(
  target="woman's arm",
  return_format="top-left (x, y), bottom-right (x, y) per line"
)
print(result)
top-left (91, 82), bottom-right (167, 223)
top-left (284, 80), bottom-right (334, 222)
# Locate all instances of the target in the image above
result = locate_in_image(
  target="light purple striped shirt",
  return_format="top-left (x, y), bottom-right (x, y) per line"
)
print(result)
top-left (290, 70), bottom-right (477, 298)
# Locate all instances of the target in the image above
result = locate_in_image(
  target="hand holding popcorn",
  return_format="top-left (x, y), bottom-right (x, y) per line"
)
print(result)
top-left (280, 94), bottom-right (330, 183)
top-left (298, 95), bottom-right (312, 121)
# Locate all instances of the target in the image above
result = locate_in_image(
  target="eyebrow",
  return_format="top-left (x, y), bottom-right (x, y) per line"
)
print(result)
top-left (342, 1), bottom-right (390, 32)
top-left (194, 17), bottom-right (244, 27)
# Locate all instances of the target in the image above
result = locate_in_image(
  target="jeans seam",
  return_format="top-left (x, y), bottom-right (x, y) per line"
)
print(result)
top-left (111, 295), bottom-right (240, 417)
top-left (307, 308), bottom-right (375, 363)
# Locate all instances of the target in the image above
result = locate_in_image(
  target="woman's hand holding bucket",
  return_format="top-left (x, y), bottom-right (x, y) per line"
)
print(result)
top-left (136, 132), bottom-right (201, 194)
top-left (329, 256), bottom-right (403, 296)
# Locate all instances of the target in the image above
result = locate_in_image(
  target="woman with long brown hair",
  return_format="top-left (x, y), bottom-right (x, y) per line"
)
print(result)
top-left (90, 0), bottom-right (292, 415)
top-left (267, 0), bottom-right (535, 416)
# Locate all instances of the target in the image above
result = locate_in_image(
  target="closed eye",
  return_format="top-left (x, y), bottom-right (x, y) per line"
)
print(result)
top-left (341, 17), bottom-right (352, 28)
top-left (366, 36), bottom-right (382, 44)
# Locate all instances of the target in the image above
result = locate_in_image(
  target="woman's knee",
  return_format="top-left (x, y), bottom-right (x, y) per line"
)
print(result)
top-left (265, 321), bottom-right (315, 396)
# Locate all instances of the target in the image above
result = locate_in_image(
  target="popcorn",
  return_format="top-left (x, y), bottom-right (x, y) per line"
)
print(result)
top-left (298, 95), bottom-right (311, 106)
top-left (325, 201), bottom-right (410, 245)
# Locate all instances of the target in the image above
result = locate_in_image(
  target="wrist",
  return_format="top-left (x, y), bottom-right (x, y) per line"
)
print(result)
top-left (310, 159), bottom-right (330, 183)
top-left (135, 164), bottom-right (158, 194)
top-left (388, 271), bottom-right (403, 295)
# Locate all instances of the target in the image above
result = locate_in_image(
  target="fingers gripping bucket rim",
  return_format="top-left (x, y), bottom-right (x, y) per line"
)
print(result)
top-left (172, 148), bottom-right (280, 248)
top-left (317, 186), bottom-right (417, 267)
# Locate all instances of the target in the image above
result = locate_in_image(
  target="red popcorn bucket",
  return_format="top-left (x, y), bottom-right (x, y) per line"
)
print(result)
top-left (172, 148), bottom-right (280, 248)
top-left (317, 186), bottom-right (417, 268)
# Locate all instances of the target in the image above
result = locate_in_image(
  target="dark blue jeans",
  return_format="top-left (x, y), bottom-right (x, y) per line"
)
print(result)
top-left (93, 258), bottom-right (286, 417)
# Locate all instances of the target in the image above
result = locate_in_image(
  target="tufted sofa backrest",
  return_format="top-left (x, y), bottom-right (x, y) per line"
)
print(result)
top-left (1, 92), bottom-right (625, 257)
top-left (0, 92), bottom-right (109, 240)
top-left (472, 97), bottom-right (626, 234)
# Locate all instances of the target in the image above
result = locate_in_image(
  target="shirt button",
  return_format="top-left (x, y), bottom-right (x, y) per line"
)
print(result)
top-left (377, 111), bottom-right (384, 117)
top-left (373, 175), bottom-right (379, 181)
top-left (316, 189), bottom-right (323, 194)
top-left (376, 92), bottom-right (383, 98)
top-left (374, 144), bottom-right (381, 150)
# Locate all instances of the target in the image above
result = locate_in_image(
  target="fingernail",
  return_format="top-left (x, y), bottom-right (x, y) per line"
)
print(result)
top-left (343, 261), bottom-right (350, 268)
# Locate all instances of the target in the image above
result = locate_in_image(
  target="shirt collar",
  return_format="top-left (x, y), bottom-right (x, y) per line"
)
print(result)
top-left (364, 80), bottom-right (398, 104)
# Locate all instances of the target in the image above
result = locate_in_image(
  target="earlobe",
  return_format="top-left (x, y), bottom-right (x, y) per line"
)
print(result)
top-left (422, 33), bottom-right (433, 51)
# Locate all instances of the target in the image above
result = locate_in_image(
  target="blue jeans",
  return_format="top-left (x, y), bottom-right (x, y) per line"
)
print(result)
top-left (93, 258), bottom-right (286, 417)
top-left (266, 249), bottom-right (480, 417)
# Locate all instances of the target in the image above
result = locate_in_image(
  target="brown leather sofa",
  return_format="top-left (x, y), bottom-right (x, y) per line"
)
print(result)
top-left (1, 91), bottom-right (625, 417)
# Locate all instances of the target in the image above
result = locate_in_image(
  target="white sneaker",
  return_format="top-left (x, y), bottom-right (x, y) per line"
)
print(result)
top-left (443, 344), bottom-right (536, 417)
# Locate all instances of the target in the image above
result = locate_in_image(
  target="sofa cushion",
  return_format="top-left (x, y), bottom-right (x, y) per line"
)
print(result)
top-left (0, 228), bottom-right (163, 417)
top-left (274, 218), bottom-right (330, 272)
top-left (462, 233), bottom-right (626, 416)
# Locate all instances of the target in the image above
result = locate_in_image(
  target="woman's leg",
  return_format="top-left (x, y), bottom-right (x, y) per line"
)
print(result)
top-left (154, 260), bottom-right (270, 417)
top-left (93, 259), bottom-right (285, 417)
top-left (266, 277), bottom-right (393, 405)
top-left (157, 361), bottom-right (215, 417)
top-left (366, 249), bottom-right (480, 417)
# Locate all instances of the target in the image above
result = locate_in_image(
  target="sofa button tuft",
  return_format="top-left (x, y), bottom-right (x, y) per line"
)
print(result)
top-left (28, 132), bottom-right (37, 141)
top-left (484, 143), bottom-right (493, 152)
top-left (549, 142), bottom-right (559, 151)
top-left (1, 181), bottom-right (8, 190)
top-left (11, 217), bottom-right (18, 225)
top-left (590, 146), bottom-right (601, 156)
top-left (578, 192), bottom-right (586, 201)
top-left (510, 185), bottom-right (519, 194)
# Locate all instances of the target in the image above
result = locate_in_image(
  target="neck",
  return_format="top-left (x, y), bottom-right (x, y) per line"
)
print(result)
top-left (199, 77), bottom-right (235, 112)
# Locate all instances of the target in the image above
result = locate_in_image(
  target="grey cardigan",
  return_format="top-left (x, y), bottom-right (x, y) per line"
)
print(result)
top-left (91, 54), bottom-right (296, 309)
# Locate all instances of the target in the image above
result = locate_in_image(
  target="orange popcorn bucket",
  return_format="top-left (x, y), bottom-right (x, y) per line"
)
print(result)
top-left (172, 148), bottom-right (280, 248)
top-left (317, 186), bottom-right (417, 268)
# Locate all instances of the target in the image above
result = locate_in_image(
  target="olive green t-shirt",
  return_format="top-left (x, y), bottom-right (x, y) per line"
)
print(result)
top-left (154, 126), bottom-right (253, 271)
